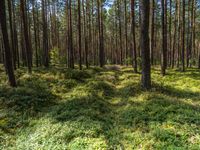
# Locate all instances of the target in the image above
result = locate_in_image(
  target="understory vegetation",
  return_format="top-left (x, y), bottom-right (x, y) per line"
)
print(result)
top-left (0, 65), bottom-right (200, 149)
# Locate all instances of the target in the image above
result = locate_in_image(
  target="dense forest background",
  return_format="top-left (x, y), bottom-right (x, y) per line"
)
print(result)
top-left (1, 0), bottom-right (200, 149)
top-left (1, 0), bottom-right (200, 87)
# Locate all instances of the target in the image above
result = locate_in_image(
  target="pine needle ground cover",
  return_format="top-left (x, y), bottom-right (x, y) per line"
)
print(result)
top-left (0, 66), bottom-right (200, 149)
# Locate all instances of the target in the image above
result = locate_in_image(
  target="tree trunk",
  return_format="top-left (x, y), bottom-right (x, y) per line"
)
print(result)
top-left (42, 0), bottom-right (49, 67)
top-left (97, 0), bottom-right (104, 67)
top-left (118, 0), bottom-right (123, 65)
top-left (0, 0), bottom-right (16, 87)
top-left (131, 0), bottom-right (137, 73)
top-left (192, 0), bottom-right (196, 66)
top-left (169, 0), bottom-right (172, 67)
top-left (140, 0), bottom-right (151, 89)
top-left (150, 0), bottom-right (155, 66)
top-left (187, 0), bottom-right (191, 68)
top-left (20, 0), bottom-right (32, 73)
top-left (177, 0), bottom-right (181, 68)
top-left (172, 1), bottom-right (178, 68)
top-left (68, 0), bottom-right (74, 69)
top-left (78, 0), bottom-right (82, 70)
top-left (12, 0), bottom-right (19, 68)
top-left (83, 0), bottom-right (89, 69)
top-left (182, 0), bottom-right (185, 71)
top-left (124, 0), bottom-right (128, 65)
top-left (7, 0), bottom-right (16, 69)
top-left (161, 0), bottom-right (167, 76)
top-left (32, 0), bottom-right (39, 67)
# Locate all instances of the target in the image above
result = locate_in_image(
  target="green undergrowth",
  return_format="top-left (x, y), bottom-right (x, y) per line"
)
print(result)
top-left (0, 65), bottom-right (200, 149)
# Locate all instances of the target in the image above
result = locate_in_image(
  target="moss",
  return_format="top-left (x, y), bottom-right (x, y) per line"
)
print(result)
top-left (0, 118), bottom-right (8, 128)
top-left (0, 66), bottom-right (200, 149)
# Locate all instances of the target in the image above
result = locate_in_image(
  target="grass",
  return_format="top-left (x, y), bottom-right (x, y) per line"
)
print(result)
top-left (0, 65), bottom-right (200, 149)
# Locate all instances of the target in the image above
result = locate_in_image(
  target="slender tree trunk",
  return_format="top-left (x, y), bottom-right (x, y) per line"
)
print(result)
top-left (83, 0), bottom-right (89, 68)
top-left (97, 0), bottom-right (104, 67)
top-left (172, 1), bottom-right (178, 68)
top-left (0, 0), bottom-right (16, 87)
top-left (20, 0), bottom-right (32, 73)
top-left (91, 0), bottom-right (96, 66)
top-left (187, 0), bottom-right (191, 68)
top-left (114, 4), bottom-right (119, 64)
top-left (42, 0), bottom-right (49, 67)
top-left (124, 0), bottom-right (128, 65)
top-left (182, 0), bottom-right (185, 71)
top-left (191, 0), bottom-right (196, 67)
top-left (32, 0), bottom-right (39, 67)
top-left (12, 0), bottom-right (19, 68)
top-left (8, 0), bottom-right (16, 69)
top-left (140, 0), bottom-right (151, 89)
top-left (68, 0), bottom-right (74, 69)
top-left (169, 0), bottom-right (172, 67)
top-left (87, 0), bottom-right (91, 68)
top-left (177, 0), bottom-right (181, 68)
top-left (192, 0), bottom-right (196, 66)
top-left (100, 0), bottom-right (104, 66)
top-left (118, 0), bottom-right (123, 65)
top-left (131, 0), bottom-right (137, 73)
top-left (78, 0), bottom-right (82, 70)
top-left (161, 0), bottom-right (167, 75)
top-left (150, 0), bottom-right (155, 65)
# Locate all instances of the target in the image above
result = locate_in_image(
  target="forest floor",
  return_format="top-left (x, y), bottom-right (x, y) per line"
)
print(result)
top-left (0, 65), bottom-right (200, 150)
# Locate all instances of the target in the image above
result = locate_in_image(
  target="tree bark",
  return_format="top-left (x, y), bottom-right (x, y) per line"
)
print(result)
top-left (131, 0), bottom-right (137, 73)
top-left (32, 0), bottom-right (39, 67)
top-left (182, 0), bottom-right (186, 71)
top-left (20, 0), bottom-right (32, 73)
top-left (42, 0), bottom-right (49, 67)
top-left (97, 0), bottom-right (104, 67)
top-left (161, 0), bottom-right (167, 76)
top-left (0, 0), bottom-right (17, 87)
top-left (78, 0), bottom-right (82, 70)
top-left (172, 1), bottom-right (178, 68)
top-left (124, 0), bottom-right (128, 65)
top-left (140, 0), bottom-right (151, 89)
top-left (150, 0), bottom-right (155, 66)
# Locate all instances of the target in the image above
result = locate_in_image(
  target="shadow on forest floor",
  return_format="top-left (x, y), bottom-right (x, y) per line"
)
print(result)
top-left (0, 66), bottom-right (200, 149)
